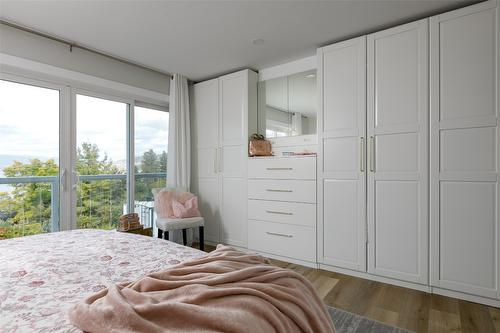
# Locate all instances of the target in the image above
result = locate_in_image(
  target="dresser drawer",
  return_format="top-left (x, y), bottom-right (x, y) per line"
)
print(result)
top-left (248, 200), bottom-right (316, 227)
top-left (248, 157), bottom-right (316, 180)
top-left (248, 180), bottom-right (316, 203)
top-left (248, 220), bottom-right (316, 262)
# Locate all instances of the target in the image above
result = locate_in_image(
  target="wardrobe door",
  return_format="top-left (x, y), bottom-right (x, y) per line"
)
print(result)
top-left (219, 70), bottom-right (250, 247)
top-left (192, 79), bottom-right (220, 242)
top-left (318, 36), bottom-right (367, 272)
top-left (367, 19), bottom-right (429, 284)
top-left (430, 1), bottom-right (499, 298)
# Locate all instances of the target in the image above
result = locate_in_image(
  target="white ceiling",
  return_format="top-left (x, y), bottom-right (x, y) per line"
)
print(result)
top-left (0, 0), bottom-right (479, 81)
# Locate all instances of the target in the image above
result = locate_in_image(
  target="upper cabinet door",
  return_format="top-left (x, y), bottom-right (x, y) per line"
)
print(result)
top-left (430, 0), bottom-right (499, 299)
top-left (193, 79), bottom-right (219, 149)
top-left (367, 19), bottom-right (429, 284)
top-left (318, 36), bottom-right (367, 272)
top-left (219, 71), bottom-right (248, 146)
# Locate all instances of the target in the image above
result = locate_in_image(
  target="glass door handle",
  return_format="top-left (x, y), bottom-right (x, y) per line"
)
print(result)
top-left (60, 169), bottom-right (67, 192)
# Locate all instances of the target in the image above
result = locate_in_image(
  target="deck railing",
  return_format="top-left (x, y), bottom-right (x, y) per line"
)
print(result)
top-left (0, 173), bottom-right (165, 233)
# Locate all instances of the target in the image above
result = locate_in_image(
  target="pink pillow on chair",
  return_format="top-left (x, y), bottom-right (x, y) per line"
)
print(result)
top-left (171, 197), bottom-right (201, 218)
top-left (154, 190), bottom-right (176, 218)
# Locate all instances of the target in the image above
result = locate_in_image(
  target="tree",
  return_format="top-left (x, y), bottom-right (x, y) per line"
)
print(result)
top-left (2, 159), bottom-right (58, 234)
top-left (76, 143), bottom-right (125, 230)
top-left (159, 151), bottom-right (167, 173)
top-left (0, 143), bottom-right (168, 239)
top-left (140, 149), bottom-right (158, 173)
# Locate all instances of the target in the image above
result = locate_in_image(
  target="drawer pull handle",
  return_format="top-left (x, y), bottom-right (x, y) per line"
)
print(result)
top-left (266, 189), bottom-right (293, 193)
top-left (266, 210), bottom-right (293, 215)
top-left (266, 167), bottom-right (293, 170)
top-left (266, 231), bottom-right (293, 238)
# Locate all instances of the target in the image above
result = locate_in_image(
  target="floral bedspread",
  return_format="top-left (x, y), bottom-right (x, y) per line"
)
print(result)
top-left (0, 229), bottom-right (204, 332)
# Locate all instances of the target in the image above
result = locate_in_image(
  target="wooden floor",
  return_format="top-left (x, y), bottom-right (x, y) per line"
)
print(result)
top-left (196, 244), bottom-right (499, 333)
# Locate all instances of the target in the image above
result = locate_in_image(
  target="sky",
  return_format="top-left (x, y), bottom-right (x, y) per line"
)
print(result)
top-left (0, 79), bottom-right (169, 175)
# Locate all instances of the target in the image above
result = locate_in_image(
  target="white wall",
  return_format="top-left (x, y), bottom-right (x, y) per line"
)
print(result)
top-left (0, 24), bottom-right (170, 94)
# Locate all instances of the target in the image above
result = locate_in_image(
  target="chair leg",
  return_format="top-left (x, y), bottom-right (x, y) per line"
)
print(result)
top-left (158, 229), bottom-right (163, 239)
top-left (199, 226), bottom-right (204, 251)
top-left (182, 229), bottom-right (187, 246)
top-left (164, 231), bottom-right (169, 240)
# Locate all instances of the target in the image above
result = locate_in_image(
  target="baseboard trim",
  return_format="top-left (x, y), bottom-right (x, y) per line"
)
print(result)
top-left (432, 287), bottom-right (500, 307)
top-left (319, 263), bottom-right (431, 293)
top-left (251, 250), bottom-right (318, 269)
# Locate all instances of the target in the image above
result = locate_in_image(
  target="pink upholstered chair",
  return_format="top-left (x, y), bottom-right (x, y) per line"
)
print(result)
top-left (152, 187), bottom-right (205, 251)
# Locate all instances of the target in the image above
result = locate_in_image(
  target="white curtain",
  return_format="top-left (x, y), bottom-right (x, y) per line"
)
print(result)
top-left (167, 74), bottom-right (191, 189)
top-left (166, 74), bottom-right (192, 245)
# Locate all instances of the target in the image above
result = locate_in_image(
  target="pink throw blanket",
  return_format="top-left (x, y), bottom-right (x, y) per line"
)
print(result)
top-left (68, 245), bottom-right (336, 333)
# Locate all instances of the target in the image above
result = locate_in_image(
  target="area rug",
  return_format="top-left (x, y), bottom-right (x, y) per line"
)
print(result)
top-left (327, 307), bottom-right (414, 333)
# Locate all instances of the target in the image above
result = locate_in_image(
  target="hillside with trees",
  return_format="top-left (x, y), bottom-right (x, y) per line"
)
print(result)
top-left (0, 143), bottom-right (167, 239)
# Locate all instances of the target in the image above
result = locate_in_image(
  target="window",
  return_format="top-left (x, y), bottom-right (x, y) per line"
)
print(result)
top-left (0, 79), bottom-right (60, 239)
top-left (0, 74), bottom-right (168, 238)
top-left (134, 105), bottom-right (169, 228)
top-left (75, 94), bottom-right (128, 230)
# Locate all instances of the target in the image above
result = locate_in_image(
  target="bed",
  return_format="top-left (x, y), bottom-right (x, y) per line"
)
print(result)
top-left (0, 229), bottom-right (204, 332)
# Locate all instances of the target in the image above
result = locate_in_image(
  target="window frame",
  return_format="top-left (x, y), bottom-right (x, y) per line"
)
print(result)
top-left (1, 61), bottom-right (169, 232)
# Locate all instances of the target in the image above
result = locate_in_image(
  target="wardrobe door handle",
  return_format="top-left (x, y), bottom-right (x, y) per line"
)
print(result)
top-left (265, 189), bottom-right (293, 193)
top-left (266, 231), bottom-right (293, 238)
top-left (370, 136), bottom-right (375, 172)
top-left (266, 210), bottom-right (293, 215)
top-left (266, 167), bottom-right (293, 170)
top-left (360, 137), bottom-right (365, 172)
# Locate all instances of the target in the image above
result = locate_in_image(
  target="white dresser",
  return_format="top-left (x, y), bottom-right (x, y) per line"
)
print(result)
top-left (247, 156), bottom-right (317, 264)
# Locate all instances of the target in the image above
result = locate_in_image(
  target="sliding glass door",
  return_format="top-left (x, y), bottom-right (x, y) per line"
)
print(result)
top-left (0, 76), bottom-right (168, 238)
top-left (0, 76), bottom-right (64, 239)
top-left (134, 105), bottom-right (169, 228)
top-left (75, 93), bottom-right (129, 230)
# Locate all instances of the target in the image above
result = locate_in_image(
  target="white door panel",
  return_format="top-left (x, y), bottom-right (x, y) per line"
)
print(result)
top-left (367, 19), bottom-right (429, 284)
top-left (221, 178), bottom-right (247, 247)
top-left (374, 181), bottom-right (420, 278)
top-left (323, 137), bottom-right (358, 173)
top-left (323, 179), bottom-right (364, 270)
top-left (196, 178), bottom-right (220, 243)
top-left (430, 1), bottom-right (499, 299)
top-left (439, 8), bottom-right (496, 122)
top-left (440, 182), bottom-right (496, 292)
top-left (318, 36), bottom-right (367, 272)
top-left (374, 29), bottom-right (420, 128)
top-left (220, 72), bottom-right (246, 145)
top-left (222, 145), bottom-right (245, 178)
top-left (218, 70), bottom-right (255, 248)
top-left (322, 46), bottom-right (360, 132)
top-left (440, 127), bottom-right (496, 173)
top-left (375, 133), bottom-right (419, 173)
top-left (193, 79), bottom-right (219, 148)
top-left (192, 79), bottom-right (220, 242)
top-left (196, 148), bottom-right (217, 178)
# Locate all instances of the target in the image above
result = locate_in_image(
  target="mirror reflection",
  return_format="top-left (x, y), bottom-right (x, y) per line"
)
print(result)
top-left (258, 69), bottom-right (317, 138)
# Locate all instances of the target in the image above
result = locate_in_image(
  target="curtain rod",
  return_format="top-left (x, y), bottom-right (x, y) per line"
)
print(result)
top-left (0, 19), bottom-right (173, 78)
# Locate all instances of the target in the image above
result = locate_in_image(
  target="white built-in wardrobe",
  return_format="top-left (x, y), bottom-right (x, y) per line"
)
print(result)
top-left (191, 0), bottom-right (500, 306)
top-left (318, 0), bottom-right (499, 305)
top-left (191, 69), bottom-right (258, 247)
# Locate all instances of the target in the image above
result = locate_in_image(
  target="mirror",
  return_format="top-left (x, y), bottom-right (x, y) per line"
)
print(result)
top-left (258, 70), bottom-right (317, 138)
